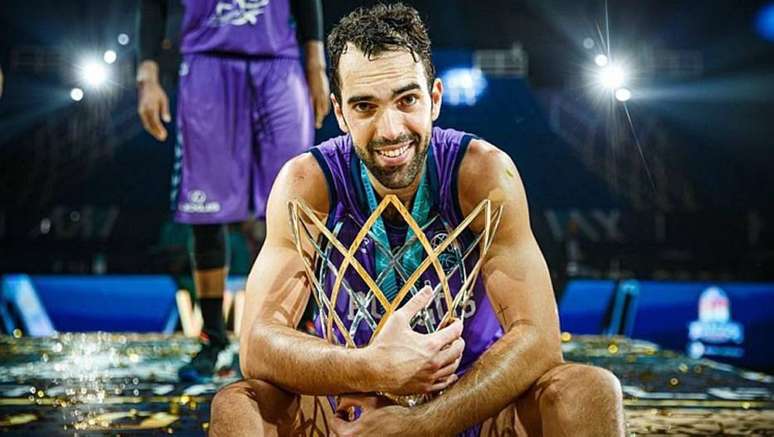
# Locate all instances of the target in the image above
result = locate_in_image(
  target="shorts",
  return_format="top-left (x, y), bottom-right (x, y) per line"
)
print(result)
top-left (172, 53), bottom-right (314, 223)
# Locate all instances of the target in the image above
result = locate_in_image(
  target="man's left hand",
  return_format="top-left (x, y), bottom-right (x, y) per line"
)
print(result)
top-left (306, 66), bottom-right (330, 129)
top-left (332, 403), bottom-right (427, 437)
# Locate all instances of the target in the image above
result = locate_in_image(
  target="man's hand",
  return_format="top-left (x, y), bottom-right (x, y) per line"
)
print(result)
top-left (366, 286), bottom-right (465, 395)
top-left (137, 60), bottom-right (171, 141)
top-left (306, 65), bottom-right (330, 128)
top-left (332, 401), bottom-right (427, 437)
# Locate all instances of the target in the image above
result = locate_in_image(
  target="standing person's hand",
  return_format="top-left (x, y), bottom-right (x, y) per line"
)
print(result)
top-left (303, 41), bottom-right (331, 129)
top-left (137, 60), bottom-right (171, 141)
top-left (306, 65), bottom-right (330, 129)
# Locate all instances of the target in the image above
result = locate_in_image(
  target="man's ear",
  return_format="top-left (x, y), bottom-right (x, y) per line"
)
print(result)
top-left (331, 94), bottom-right (349, 133)
top-left (430, 78), bottom-right (443, 121)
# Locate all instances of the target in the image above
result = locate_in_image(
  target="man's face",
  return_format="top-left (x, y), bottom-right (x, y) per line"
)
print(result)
top-left (332, 44), bottom-right (443, 189)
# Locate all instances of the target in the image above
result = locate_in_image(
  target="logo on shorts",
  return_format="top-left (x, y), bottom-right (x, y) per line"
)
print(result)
top-left (179, 190), bottom-right (221, 213)
top-left (209, 0), bottom-right (270, 27)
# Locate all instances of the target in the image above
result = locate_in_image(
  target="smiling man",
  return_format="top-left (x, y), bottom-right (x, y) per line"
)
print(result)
top-left (210, 3), bottom-right (625, 436)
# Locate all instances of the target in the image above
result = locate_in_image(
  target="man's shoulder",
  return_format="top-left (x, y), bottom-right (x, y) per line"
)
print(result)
top-left (274, 152), bottom-right (329, 213)
top-left (460, 138), bottom-right (513, 181)
top-left (457, 138), bottom-right (518, 212)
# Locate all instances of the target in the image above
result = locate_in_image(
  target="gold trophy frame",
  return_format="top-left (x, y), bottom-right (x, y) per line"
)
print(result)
top-left (288, 195), bottom-right (502, 406)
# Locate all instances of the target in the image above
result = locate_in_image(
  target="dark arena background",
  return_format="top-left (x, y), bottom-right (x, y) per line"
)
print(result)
top-left (1, 0), bottom-right (774, 435)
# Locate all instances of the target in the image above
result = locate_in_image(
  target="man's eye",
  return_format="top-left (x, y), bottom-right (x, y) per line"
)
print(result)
top-left (402, 95), bottom-right (418, 105)
top-left (354, 102), bottom-right (373, 112)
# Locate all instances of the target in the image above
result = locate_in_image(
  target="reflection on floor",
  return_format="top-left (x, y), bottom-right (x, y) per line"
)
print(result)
top-left (0, 334), bottom-right (771, 435)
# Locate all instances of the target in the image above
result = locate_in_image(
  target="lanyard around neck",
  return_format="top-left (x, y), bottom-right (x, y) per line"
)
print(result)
top-left (360, 160), bottom-right (430, 301)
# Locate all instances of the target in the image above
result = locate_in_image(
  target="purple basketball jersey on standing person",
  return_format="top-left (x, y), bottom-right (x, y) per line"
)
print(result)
top-left (180, 0), bottom-right (299, 57)
top-left (308, 127), bottom-right (504, 376)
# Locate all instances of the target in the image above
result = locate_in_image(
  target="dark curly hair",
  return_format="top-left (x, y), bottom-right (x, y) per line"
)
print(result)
top-left (327, 3), bottom-right (435, 102)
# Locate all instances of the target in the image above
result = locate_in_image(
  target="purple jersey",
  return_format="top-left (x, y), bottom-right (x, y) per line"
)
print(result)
top-left (180, 0), bottom-right (299, 57)
top-left (309, 127), bottom-right (504, 375)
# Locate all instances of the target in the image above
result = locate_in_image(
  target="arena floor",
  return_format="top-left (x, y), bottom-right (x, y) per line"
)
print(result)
top-left (0, 334), bottom-right (771, 435)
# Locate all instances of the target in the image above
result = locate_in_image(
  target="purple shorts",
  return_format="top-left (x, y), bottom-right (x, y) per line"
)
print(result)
top-left (172, 53), bottom-right (314, 223)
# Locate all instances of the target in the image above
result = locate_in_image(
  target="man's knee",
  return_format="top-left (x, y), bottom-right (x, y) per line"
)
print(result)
top-left (541, 364), bottom-right (623, 412)
top-left (533, 364), bottom-right (624, 436)
top-left (211, 380), bottom-right (253, 418)
top-left (210, 379), bottom-right (299, 436)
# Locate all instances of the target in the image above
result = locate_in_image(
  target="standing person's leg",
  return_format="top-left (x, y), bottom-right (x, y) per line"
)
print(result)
top-left (189, 223), bottom-right (230, 358)
top-left (249, 57), bottom-right (315, 221)
top-left (173, 53), bottom-right (253, 381)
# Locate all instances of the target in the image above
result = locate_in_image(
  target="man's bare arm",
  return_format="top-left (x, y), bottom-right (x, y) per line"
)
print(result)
top-left (136, 0), bottom-right (171, 140)
top-left (414, 140), bottom-right (563, 434)
top-left (239, 154), bottom-right (371, 395)
top-left (303, 40), bottom-right (331, 128)
top-left (239, 154), bottom-right (464, 396)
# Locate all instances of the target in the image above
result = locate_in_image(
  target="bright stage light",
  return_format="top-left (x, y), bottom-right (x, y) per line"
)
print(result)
top-left (756, 3), bottom-right (774, 41)
top-left (80, 61), bottom-right (109, 88)
top-left (70, 88), bottom-right (84, 101)
top-left (441, 68), bottom-right (487, 106)
top-left (594, 54), bottom-right (609, 67)
top-left (117, 33), bottom-right (130, 46)
top-left (615, 88), bottom-right (632, 102)
top-left (598, 64), bottom-right (626, 89)
top-left (103, 50), bottom-right (117, 64)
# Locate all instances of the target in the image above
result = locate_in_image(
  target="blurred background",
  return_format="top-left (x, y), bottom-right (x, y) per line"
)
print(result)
top-left (1, 0), bottom-right (773, 371)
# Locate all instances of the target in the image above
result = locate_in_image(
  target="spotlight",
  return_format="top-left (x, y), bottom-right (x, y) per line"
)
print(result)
top-left (615, 88), bottom-right (632, 102)
top-left (117, 33), bottom-right (130, 46)
top-left (757, 3), bottom-right (774, 41)
top-left (79, 61), bottom-right (108, 88)
top-left (103, 50), bottom-right (117, 64)
top-left (441, 68), bottom-right (487, 106)
top-left (597, 64), bottom-right (626, 89)
top-left (594, 54), bottom-right (609, 67)
top-left (70, 88), bottom-right (84, 101)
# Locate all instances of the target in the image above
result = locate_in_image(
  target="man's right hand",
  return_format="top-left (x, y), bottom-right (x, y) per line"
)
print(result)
top-left (137, 62), bottom-right (171, 142)
top-left (366, 286), bottom-right (466, 396)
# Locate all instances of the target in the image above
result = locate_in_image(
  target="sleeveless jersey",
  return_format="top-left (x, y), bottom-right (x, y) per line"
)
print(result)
top-left (180, 0), bottom-right (299, 58)
top-left (309, 127), bottom-right (503, 375)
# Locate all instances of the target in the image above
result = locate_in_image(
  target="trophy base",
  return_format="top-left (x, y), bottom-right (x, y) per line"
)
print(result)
top-left (380, 391), bottom-right (437, 407)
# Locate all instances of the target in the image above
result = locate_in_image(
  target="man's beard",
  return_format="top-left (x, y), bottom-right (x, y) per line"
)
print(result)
top-left (357, 131), bottom-right (430, 189)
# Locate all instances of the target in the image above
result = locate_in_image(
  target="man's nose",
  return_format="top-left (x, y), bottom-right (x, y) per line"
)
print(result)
top-left (375, 108), bottom-right (405, 142)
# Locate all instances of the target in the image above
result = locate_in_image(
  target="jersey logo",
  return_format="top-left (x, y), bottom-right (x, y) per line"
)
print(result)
top-left (208, 0), bottom-right (270, 27)
top-left (430, 232), bottom-right (462, 271)
top-left (179, 190), bottom-right (221, 213)
top-left (346, 284), bottom-right (477, 327)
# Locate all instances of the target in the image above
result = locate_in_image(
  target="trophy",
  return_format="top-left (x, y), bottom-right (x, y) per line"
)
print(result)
top-left (288, 194), bottom-right (502, 407)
